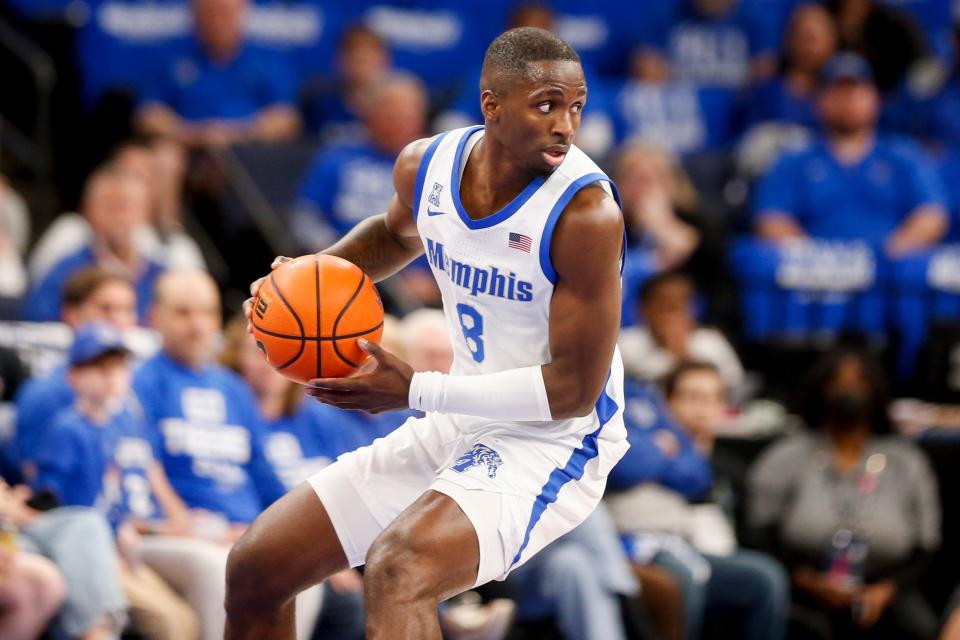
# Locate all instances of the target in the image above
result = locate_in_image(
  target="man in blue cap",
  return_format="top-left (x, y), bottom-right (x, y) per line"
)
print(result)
top-left (753, 52), bottom-right (949, 255)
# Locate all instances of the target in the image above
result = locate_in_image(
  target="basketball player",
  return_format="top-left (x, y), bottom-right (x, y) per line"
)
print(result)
top-left (228, 27), bottom-right (628, 640)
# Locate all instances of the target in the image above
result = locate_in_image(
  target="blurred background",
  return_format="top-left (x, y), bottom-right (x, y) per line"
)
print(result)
top-left (2, 0), bottom-right (960, 639)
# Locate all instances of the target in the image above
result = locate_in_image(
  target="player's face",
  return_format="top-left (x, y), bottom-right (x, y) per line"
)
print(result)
top-left (668, 369), bottom-right (726, 442)
top-left (495, 60), bottom-right (587, 175)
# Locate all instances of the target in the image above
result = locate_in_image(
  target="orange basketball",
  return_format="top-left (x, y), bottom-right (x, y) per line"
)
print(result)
top-left (250, 255), bottom-right (384, 383)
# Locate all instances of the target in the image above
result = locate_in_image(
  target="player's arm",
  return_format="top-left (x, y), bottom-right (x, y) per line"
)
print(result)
top-left (306, 185), bottom-right (625, 422)
top-left (540, 185), bottom-right (624, 417)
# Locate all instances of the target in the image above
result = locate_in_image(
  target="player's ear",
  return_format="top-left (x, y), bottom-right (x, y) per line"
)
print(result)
top-left (480, 89), bottom-right (500, 123)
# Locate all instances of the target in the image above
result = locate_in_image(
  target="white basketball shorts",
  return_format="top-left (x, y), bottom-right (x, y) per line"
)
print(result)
top-left (308, 410), bottom-right (628, 587)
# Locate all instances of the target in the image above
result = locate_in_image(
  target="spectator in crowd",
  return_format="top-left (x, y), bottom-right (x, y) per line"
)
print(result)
top-left (22, 165), bottom-right (165, 323)
top-left (748, 346), bottom-right (941, 639)
top-left (633, 0), bottom-right (778, 90)
top-left (754, 52), bottom-right (949, 255)
top-left (748, 3), bottom-right (839, 130)
top-left (293, 73), bottom-right (429, 250)
top-left (303, 24), bottom-right (393, 143)
top-left (13, 268), bottom-right (138, 475)
top-left (32, 322), bottom-right (199, 640)
top-left (132, 269), bottom-right (290, 640)
top-left (0, 481), bottom-right (127, 640)
top-left (826, 0), bottom-right (929, 93)
top-left (0, 539), bottom-right (65, 640)
top-left (619, 272), bottom-right (745, 399)
top-left (0, 176), bottom-right (29, 315)
top-left (505, 503), bottom-right (641, 640)
top-left (293, 73), bottom-right (439, 309)
top-left (30, 139), bottom-right (204, 279)
top-left (135, 0), bottom-right (301, 149)
top-left (606, 375), bottom-right (788, 640)
top-left (220, 314), bottom-right (363, 640)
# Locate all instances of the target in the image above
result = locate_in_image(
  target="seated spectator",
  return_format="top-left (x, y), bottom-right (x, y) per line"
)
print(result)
top-left (748, 3), bottom-right (838, 130)
top-left (754, 52), bottom-right (949, 255)
top-left (13, 268), bottom-right (138, 474)
top-left (607, 376), bottom-right (787, 640)
top-left (0, 176), bottom-right (29, 315)
top-left (506, 503), bottom-right (640, 640)
top-left (748, 347), bottom-right (941, 640)
top-left (633, 0), bottom-right (778, 90)
top-left (32, 323), bottom-right (199, 640)
top-left (826, 0), bottom-right (930, 93)
top-left (22, 165), bottom-right (165, 323)
top-left (132, 270), bottom-right (289, 640)
top-left (293, 73), bottom-right (428, 249)
top-left (135, 0), bottom-right (301, 150)
top-left (619, 272), bottom-right (745, 398)
top-left (31, 138), bottom-right (203, 280)
top-left (302, 24), bottom-right (392, 143)
top-left (220, 314), bottom-right (362, 640)
top-left (0, 481), bottom-right (128, 640)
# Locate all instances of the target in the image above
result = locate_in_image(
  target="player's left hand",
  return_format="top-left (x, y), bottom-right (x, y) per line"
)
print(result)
top-left (306, 339), bottom-right (414, 414)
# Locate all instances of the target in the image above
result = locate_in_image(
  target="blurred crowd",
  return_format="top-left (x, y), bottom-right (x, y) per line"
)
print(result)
top-left (3, 0), bottom-right (960, 638)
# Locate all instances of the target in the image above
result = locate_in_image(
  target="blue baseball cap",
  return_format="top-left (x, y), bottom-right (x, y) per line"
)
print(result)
top-left (820, 52), bottom-right (874, 88)
top-left (68, 322), bottom-right (130, 367)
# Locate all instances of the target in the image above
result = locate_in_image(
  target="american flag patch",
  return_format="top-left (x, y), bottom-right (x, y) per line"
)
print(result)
top-left (508, 232), bottom-right (532, 253)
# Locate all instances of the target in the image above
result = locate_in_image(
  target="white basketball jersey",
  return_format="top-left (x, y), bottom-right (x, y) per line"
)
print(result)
top-left (413, 126), bottom-right (627, 442)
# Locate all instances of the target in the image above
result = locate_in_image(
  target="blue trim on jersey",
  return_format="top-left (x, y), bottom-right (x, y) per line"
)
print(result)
top-left (412, 133), bottom-right (449, 223)
top-left (509, 372), bottom-right (618, 568)
top-left (538, 172), bottom-right (614, 284)
top-left (451, 126), bottom-right (545, 230)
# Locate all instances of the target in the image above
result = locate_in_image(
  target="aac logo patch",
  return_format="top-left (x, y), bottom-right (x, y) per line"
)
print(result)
top-left (451, 444), bottom-right (503, 479)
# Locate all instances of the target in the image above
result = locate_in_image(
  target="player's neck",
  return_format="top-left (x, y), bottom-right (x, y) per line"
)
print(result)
top-left (466, 136), bottom-right (539, 204)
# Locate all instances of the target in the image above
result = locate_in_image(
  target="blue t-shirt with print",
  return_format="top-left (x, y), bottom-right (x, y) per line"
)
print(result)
top-left (297, 141), bottom-right (398, 237)
top-left (133, 352), bottom-right (286, 523)
top-left (636, 0), bottom-right (777, 89)
top-left (753, 136), bottom-right (948, 243)
top-left (264, 400), bottom-right (355, 490)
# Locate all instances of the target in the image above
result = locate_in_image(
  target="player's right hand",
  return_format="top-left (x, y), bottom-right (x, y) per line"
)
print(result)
top-left (244, 256), bottom-right (292, 334)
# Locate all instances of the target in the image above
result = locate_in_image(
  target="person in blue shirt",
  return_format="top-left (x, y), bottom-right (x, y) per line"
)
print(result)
top-left (302, 24), bottom-right (393, 142)
top-left (135, 0), bottom-right (301, 150)
top-left (22, 165), bottom-right (165, 324)
top-left (33, 322), bottom-right (200, 640)
top-left (607, 372), bottom-right (788, 640)
top-left (754, 52), bottom-right (949, 252)
top-left (12, 267), bottom-right (139, 476)
top-left (245, 0), bottom-right (344, 84)
top-left (134, 270), bottom-right (285, 528)
top-left (634, 0), bottom-right (779, 90)
top-left (747, 3), bottom-right (838, 130)
top-left (75, 0), bottom-right (192, 109)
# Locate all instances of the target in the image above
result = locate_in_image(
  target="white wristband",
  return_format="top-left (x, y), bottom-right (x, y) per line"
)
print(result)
top-left (408, 366), bottom-right (553, 422)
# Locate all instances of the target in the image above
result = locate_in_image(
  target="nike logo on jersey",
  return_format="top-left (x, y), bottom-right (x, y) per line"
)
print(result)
top-left (426, 208), bottom-right (448, 216)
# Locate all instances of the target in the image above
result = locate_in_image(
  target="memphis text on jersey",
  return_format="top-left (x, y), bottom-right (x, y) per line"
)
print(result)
top-left (426, 238), bottom-right (534, 302)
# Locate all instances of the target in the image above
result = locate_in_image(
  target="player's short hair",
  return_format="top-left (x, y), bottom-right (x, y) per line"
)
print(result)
top-left (62, 267), bottom-right (132, 309)
top-left (480, 27), bottom-right (580, 93)
top-left (662, 360), bottom-right (722, 398)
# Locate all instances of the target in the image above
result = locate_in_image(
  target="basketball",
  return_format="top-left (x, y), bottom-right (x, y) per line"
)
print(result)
top-left (251, 255), bottom-right (384, 383)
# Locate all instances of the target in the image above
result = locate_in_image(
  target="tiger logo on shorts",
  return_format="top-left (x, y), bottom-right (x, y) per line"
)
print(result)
top-left (451, 444), bottom-right (503, 479)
